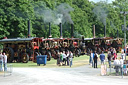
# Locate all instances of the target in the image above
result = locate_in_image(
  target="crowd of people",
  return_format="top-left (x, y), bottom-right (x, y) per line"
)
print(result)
top-left (57, 51), bottom-right (73, 67)
top-left (0, 52), bottom-right (7, 72)
top-left (89, 47), bottom-right (127, 76)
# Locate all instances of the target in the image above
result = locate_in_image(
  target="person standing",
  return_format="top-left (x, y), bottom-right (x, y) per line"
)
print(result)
top-left (57, 52), bottom-right (60, 66)
top-left (69, 51), bottom-right (73, 67)
top-left (66, 51), bottom-right (69, 66)
top-left (99, 51), bottom-right (105, 65)
top-left (121, 51), bottom-right (125, 61)
top-left (3, 52), bottom-right (7, 71)
top-left (60, 52), bottom-right (63, 66)
top-left (114, 58), bottom-right (120, 76)
top-left (113, 48), bottom-right (117, 60)
top-left (89, 50), bottom-right (94, 67)
top-left (123, 61), bottom-right (127, 76)
top-left (94, 51), bottom-right (98, 68)
top-left (0, 52), bottom-right (3, 71)
top-left (120, 57), bottom-right (124, 75)
top-left (107, 51), bottom-right (112, 68)
top-left (62, 51), bottom-right (67, 65)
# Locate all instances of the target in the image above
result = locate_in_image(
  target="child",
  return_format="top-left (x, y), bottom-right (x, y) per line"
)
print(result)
top-left (123, 61), bottom-right (127, 76)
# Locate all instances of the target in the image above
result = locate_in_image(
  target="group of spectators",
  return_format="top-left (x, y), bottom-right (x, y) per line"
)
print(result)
top-left (89, 47), bottom-right (127, 76)
top-left (0, 52), bottom-right (7, 71)
top-left (89, 50), bottom-right (106, 68)
top-left (89, 50), bottom-right (99, 68)
top-left (57, 51), bottom-right (73, 67)
top-left (109, 47), bottom-right (127, 76)
top-left (113, 50), bottom-right (127, 76)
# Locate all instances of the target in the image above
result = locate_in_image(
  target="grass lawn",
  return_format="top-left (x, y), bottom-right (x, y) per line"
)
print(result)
top-left (8, 55), bottom-right (89, 68)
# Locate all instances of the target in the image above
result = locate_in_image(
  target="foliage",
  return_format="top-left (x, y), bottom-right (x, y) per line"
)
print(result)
top-left (0, 0), bottom-right (127, 42)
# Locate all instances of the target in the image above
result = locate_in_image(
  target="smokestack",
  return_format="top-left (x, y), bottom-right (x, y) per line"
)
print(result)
top-left (93, 25), bottom-right (95, 38)
top-left (60, 23), bottom-right (62, 38)
top-left (117, 29), bottom-right (119, 38)
top-left (49, 23), bottom-right (52, 38)
top-left (28, 20), bottom-right (31, 38)
top-left (104, 25), bottom-right (106, 37)
top-left (82, 36), bottom-right (84, 43)
top-left (71, 24), bottom-right (74, 38)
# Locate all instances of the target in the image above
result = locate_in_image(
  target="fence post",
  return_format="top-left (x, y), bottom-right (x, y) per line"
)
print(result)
top-left (121, 64), bottom-right (123, 78)
top-left (110, 64), bottom-right (111, 75)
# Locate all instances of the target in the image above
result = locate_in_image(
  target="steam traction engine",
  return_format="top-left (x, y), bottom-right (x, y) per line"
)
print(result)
top-left (83, 37), bottom-right (123, 54)
top-left (39, 38), bottom-right (60, 60)
top-left (39, 38), bottom-right (83, 59)
top-left (0, 37), bottom-right (42, 63)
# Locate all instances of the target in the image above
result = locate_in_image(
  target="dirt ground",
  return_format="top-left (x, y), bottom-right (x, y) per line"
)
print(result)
top-left (0, 64), bottom-right (128, 85)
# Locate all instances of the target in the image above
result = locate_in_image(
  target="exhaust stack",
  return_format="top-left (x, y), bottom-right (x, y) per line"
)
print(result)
top-left (60, 23), bottom-right (62, 38)
top-left (49, 23), bottom-right (52, 38)
top-left (71, 24), bottom-right (74, 38)
top-left (104, 25), bottom-right (106, 37)
top-left (117, 29), bottom-right (119, 38)
top-left (93, 25), bottom-right (95, 38)
top-left (28, 20), bottom-right (31, 38)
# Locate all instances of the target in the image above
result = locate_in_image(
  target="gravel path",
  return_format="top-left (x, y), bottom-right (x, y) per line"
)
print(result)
top-left (0, 64), bottom-right (128, 85)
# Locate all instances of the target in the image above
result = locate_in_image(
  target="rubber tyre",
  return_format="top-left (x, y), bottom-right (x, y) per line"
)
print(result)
top-left (21, 53), bottom-right (29, 63)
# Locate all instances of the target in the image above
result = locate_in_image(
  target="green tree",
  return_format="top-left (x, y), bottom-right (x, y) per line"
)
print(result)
top-left (0, 0), bottom-right (35, 38)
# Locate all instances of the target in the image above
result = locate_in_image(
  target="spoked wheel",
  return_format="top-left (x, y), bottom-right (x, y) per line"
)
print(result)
top-left (75, 49), bottom-right (80, 57)
top-left (79, 49), bottom-right (81, 55)
top-left (51, 50), bottom-right (57, 59)
top-left (3, 47), bottom-right (14, 63)
top-left (47, 51), bottom-right (51, 61)
top-left (21, 53), bottom-right (29, 63)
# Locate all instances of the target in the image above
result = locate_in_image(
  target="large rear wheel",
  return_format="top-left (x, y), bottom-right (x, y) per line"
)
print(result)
top-left (3, 47), bottom-right (14, 63)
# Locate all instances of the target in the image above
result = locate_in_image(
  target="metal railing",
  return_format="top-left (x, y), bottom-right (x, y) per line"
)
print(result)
top-left (109, 64), bottom-right (128, 78)
top-left (0, 64), bottom-right (13, 77)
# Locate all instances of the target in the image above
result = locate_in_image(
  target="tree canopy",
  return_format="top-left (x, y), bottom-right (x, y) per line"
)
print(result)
top-left (0, 0), bottom-right (127, 42)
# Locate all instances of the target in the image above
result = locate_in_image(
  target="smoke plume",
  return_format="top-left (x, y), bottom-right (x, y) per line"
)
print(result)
top-left (43, 9), bottom-right (55, 23)
top-left (56, 3), bottom-right (74, 24)
top-left (110, 21), bottom-right (116, 30)
top-left (34, 2), bottom-right (74, 25)
top-left (93, 4), bottom-right (108, 26)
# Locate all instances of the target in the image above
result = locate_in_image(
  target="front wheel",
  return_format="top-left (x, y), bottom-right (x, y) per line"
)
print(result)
top-left (75, 49), bottom-right (80, 57)
top-left (21, 53), bottom-right (29, 63)
top-left (47, 51), bottom-right (51, 61)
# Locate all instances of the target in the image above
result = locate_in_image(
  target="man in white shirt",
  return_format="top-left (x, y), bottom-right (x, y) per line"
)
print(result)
top-left (3, 52), bottom-right (7, 71)
top-left (0, 52), bottom-right (3, 71)
top-left (114, 58), bottom-right (120, 76)
top-left (120, 57), bottom-right (124, 75)
top-left (121, 51), bottom-right (125, 60)
top-left (90, 51), bottom-right (94, 67)
top-left (62, 51), bottom-right (67, 65)
top-left (69, 51), bottom-right (73, 67)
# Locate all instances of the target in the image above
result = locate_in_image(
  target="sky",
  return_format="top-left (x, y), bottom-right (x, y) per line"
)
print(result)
top-left (89, 0), bottom-right (115, 3)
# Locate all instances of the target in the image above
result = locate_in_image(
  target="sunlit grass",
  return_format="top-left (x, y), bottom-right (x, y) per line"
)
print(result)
top-left (8, 53), bottom-right (128, 68)
top-left (8, 54), bottom-right (89, 68)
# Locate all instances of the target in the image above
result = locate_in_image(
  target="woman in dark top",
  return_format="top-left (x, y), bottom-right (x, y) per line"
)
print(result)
top-left (94, 51), bottom-right (98, 68)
